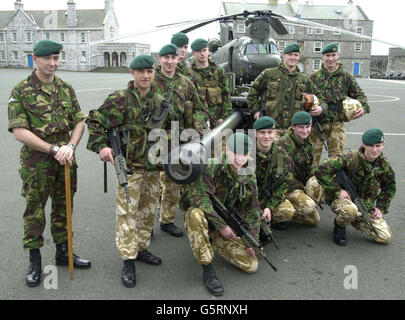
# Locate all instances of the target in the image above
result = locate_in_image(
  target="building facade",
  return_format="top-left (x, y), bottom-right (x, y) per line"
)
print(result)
top-left (222, 0), bottom-right (373, 77)
top-left (0, 0), bottom-right (150, 71)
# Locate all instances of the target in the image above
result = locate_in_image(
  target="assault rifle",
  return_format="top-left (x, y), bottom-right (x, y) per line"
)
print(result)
top-left (335, 169), bottom-right (378, 235)
top-left (304, 94), bottom-right (328, 151)
top-left (259, 219), bottom-right (279, 250)
top-left (108, 128), bottom-right (133, 203)
top-left (208, 193), bottom-right (277, 271)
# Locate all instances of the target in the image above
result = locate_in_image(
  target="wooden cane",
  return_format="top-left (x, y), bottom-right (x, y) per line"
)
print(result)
top-left (64, 164), bottom-right (74, 280)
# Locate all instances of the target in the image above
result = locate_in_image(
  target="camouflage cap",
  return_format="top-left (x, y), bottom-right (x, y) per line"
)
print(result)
top-left (171, 32), bottom-right (189, 47)
top-left (292, 111), bottom-right (312, 125)
top-left (130, 54), bottom-right (155, 70)
top-left (253, 116), bottom-right (276, 130)
top-left (362, 128), bottom-right (384, 146)
top-left (283, 43), bottom-right (300, 54)
top-left (191, 38), bottom-right (209, 51)
top-left (227, 132), bottom-right (254, 155)
top-left (322, 43), bottom-right (339, 55)
top-left (33, 39), bottom-right (63, 57)
top-left (159, 44), bottom-right (178, 57)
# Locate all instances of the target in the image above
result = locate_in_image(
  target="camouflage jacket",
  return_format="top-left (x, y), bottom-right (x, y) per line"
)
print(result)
top-left (8, 70), bottom-right (85, 144)
top-left (255, 143), bottom-right (294, 211)
top-left (153, 66), bottom-right (208, 133)
top-left (183, 156), bottom-right (261, 242)
top-left (190, 59), bottom-right (232, 125)
top-left (86, 81), bottom-right (165, 169)
top-left (247, 63), bottom-right (327, 130)
top-left (314, 149), bottom-right (396, 214)
top-left (176, 60), bottom-right (193, 79)
top-left (277, 130), bottom-right (314, 191)
top-left (310, 63), bottom-right (370, 123)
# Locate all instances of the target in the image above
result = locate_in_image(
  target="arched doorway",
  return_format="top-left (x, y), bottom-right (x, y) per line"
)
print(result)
top-left (120, 52), bottom-right (127, 67)
top-left (112, 52), bottom-right (118, 67)
top-left (104, 52), bottom-right (110, 67)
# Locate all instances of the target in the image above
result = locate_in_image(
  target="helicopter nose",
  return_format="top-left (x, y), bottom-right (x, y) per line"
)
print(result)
top-left (242, 54), bottom-right (281, 78)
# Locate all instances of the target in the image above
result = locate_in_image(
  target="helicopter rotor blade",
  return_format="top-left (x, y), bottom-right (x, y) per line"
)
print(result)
top-left (268, 17), bottom-right (289, 35)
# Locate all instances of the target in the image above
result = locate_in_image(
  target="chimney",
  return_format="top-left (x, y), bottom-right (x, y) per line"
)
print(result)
top-left (67, 1), bottom-right (78, 27)
top-left (14, 0), bottom-right (24, 11)
top-left (105, 0), bottom-right (114, 15)
top-left (268, 0), bottom-right (279, 4)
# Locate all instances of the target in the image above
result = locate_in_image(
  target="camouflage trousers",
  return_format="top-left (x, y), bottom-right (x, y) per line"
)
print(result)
top-left (184, 208), bottom-right (258, 273)
top-left (272, 189), bottom-right (320, 226)
top-left (331, 199), bottom-right (392, 244)
top-left (115, 169), bottom-right (160, 260)
top-left (159, 171), bottom-right (183, 224)
top-left (310, 121), bottom-right (346, 168)
top-left (19, 159), bottom-right (77, 250)
top-left (305, 177), bottom-right (392, 243)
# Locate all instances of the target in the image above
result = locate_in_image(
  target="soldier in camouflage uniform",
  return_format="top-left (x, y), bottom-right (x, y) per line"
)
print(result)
top-left (312, 129), bottom-right (395, 246)
top-left (86, 55), bottom-right (165, 288)
top-left (310, 43), bottom-right (370, 168)
top-left (190, 38), bottom-right (232, 129)
top-left (181, 133), bottom-right (270, 296)
top-left (247, 43), bottom-right (326, 140)
top-left (8, 39), bottom-right (91, 287)
top-left (276, 112), bottom-right (320, 230)
top-left (171, 32), bottom-right (193, 79)
top-left (154, 44), bottom-right (209, 238)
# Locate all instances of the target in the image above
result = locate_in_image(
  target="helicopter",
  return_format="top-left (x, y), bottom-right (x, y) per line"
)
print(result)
top-left (179, 10), bottom-right (289, 86)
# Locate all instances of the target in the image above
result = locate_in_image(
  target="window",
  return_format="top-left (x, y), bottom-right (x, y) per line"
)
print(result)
top-left (354, 42), bottom-right (362, 52)
top-left (61, 51), bottom-right (66, 61)
top-left (0, 51), bottom-right (5, 61)
top-left (13, 51), bottom-right (18, 61)
top-left (288, 26), bottom-right (295, 34)
top-left (110, 26), bottom-right (115, 38)
top-left (60, 32), bottom-right (65, 42)
top-left (80, 32), bottom-right (86, 43)
top-left (356, 27), bottom-right (363, 35)
top-left (237, 23), bottom-right (245, 34)
top-left (26, 32), bottom-right (32, 42)
top-left (0, 33), bottom-right (5, 42)
top-left (278, 41), bottom-right (286, 51)
top-left (307, 27), bottom-right (313, 34)
top-left (81, 51), bottom-right (86, 62)
top-left (12, 32), bottom-right (17, 42)
top-left (313, 59), bottom-right (321, 71)
top-left (315, 28), bottom-right (323, 34)
top-left (45, 32), bottom-right (50, 39)
top-left (314, 41), bottom-right (322, 53)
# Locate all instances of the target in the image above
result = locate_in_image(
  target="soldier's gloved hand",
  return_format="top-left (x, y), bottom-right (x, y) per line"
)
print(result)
top-left (55, 145), bottom-right (74, 166)
top-left (262, 208), bottom-right (271, 223)
top-left (219, 226), bottom-right (238, 240)
top-left (99, 147), bottom-right (114, 164)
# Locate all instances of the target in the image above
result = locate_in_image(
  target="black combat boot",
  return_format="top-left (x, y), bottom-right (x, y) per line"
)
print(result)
top-left (26, 249), bottom-right (42, 287)
top-left (160, 222), bottom-right (184, 237)
top-left (55, 243), bottom-right (91, 268)
top-left (333, 219), bottom-right (347, 246)
top-left (202, 263), bottom-right (224, 296)
top-left (121, 259), bottom-right (136, 288)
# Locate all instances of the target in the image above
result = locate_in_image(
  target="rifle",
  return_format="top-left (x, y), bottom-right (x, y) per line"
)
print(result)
top-left (259, 91), bottom-right (266, 117)
top-left (107, 127), bottom-right (132, 203)
top-left (304, 94), bottom-right (328, 151)
top-left (335, 169), bottom-right (378, 235)
top-left (259, 219), bottom-right (279, 250)
top-left (208, 193), bottom-right (277, 271)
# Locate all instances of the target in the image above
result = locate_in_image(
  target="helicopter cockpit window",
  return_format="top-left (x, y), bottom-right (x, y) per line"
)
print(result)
top-left (245, 44), bottom-right (268, 54)
top-left (271, 43), bottom-right (279, 54)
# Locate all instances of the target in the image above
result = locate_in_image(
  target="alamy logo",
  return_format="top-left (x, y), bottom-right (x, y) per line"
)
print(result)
top-left (343, 265), bottom-right (358, 290)
top-left (43, 265), bottom-right (58, 290)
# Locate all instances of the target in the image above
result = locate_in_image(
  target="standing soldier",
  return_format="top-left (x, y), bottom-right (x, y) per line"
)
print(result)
top-left (8, 39), bottom-right (91, 287)
top-left (276, 112), bottom-right (320, 230)
top-left (154, 44), bottom-right (209, 238)
top-left (312, 129), bottom-right (395, 246)
top-left (247, 43), bottom-right (326, 140)
top-left (310, 43), bottom-right (370, 167)
top-left (86, 55), bottom-right (164, 288)
top-left (171, 32), bottom-right (193, 78)
top-left (181, 133), bottom-right (270, 296)
top-left (190, 38), bottom-right (232, 128)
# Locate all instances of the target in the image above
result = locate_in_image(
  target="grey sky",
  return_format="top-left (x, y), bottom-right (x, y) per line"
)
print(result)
top-left (1, 0), bottom-right (404, 54)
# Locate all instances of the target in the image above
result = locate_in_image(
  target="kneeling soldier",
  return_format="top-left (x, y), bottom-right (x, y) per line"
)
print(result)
top-left (312, 129), bottom-right (395, 245)
top-left (181, 133), bottom-right (270, 296)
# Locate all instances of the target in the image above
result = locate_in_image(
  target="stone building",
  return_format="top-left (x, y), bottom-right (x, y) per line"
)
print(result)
top-left (221, 0), bottom-right (373, 77)
top-left (0, 0), bottom-right (150, 71)
top-left (386, 48), bottom-right (405, 74)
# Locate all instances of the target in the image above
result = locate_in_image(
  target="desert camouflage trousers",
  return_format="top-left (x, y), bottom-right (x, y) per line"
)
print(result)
top-left (115, 169), bottom-right (160, 260)
top-left (184, 208), bottom-right (258, 273)
top-left (159, 171), bottom-right (182, 224)
top-left (19, 159), bottom-right (77, 250)
top-left (310, 121), bottom-right (346, 168)
top-left (271, 189), bottom-right (320, 226)
top-left (305, 176), bottom-right (392, 243)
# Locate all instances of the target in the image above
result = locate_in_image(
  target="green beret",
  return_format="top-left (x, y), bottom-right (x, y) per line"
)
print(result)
top-left (130, 54), bottom-right (155, 70)
top-left (362, 128), bottom-right (384, 146)
top-left (227, 132), bottom-right (254, 155)
top-left (171, 32), bottom-right (189, 47)
top-left (253, 116), bottom-right (276, 130)
top-left (159, 44), bottom-right (178, 57)
top-left (283, 43), bottom-right (300, 54)
top-left (33, 39), bottom-right (62, 57)
top-left (191, 38), bottom-right (209, 51)
top-left (292, 111), bottom-right (312, 125)
top-left (322, 43), bottom-right (339, 54)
